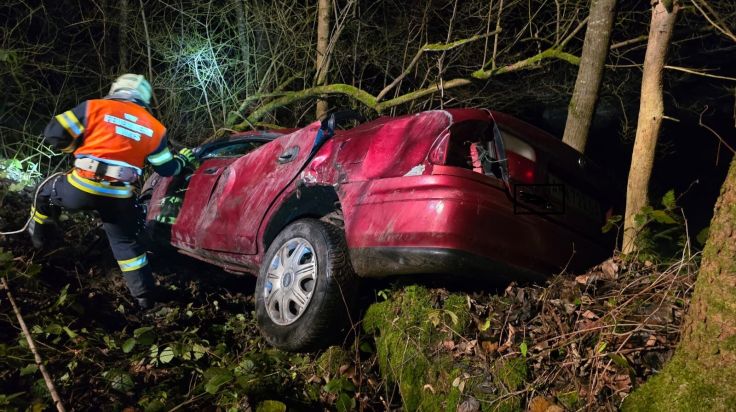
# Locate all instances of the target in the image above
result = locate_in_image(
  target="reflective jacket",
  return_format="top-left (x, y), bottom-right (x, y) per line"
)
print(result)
top-left (44, 98), bottom-right (183, 179)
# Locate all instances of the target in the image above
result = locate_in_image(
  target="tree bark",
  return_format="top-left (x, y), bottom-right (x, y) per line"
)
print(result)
top-left (315, 0), bottom-right (331, 119)
top-left (622, 1), bottom-right (679, 254)
top-left (119, 0), bottom-right (128, 71)
top-left (561, 0), bottom-right (617, 153)
top-left (623, 153), bottom-right (736, 411)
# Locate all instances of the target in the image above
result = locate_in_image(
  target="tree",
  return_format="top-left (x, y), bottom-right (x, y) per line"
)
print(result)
top-left (623, 153), bottom-right (736, 410)
top-left (561, 0), bottom-right (617, 153)
top-left (622, 0), bottom-right (680, 254)
top-left (315, 0), bottom-right (331, 119)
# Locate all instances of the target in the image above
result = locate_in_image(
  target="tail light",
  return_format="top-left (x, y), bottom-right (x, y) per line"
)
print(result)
top-left (503, 134), bottom-right (537, 184)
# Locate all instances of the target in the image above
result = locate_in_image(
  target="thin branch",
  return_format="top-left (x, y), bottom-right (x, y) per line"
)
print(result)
top-left (1, 278), bottom-right (67, 412)
top-left (376, 30), bottom-right (500, 102)
top-left (691, 0), bottom-right (736, 43)
top-left (558, 15), bottom-right (589, 49)
top-left (664, 65), bottom-right (736, 82)
top-left (698, 106), bottom-right (736, 154)
top-left (491, 0), bottom-right (505, 71)
top-left (611, 35), bottom-right (649, 50)
top-left (473, 48), bottom-right (580, 79)
top-left (237, 44), bottom-right (581, 126)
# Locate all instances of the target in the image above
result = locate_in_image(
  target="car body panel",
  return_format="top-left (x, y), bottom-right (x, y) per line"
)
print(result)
top-left (145, 108), bottom-right (615, 280)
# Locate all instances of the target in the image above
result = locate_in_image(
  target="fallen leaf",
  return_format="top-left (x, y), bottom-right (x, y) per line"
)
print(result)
top-left (645, 335), bottom-right (657, 347)
top-left (601, 260), bottom-right (619, 279)
top-left (582, 310), bottom-right (599, 320)
top-left (527, 396), bottom-right (552, 412)
top-left (457, 397), bottom-right (480, 412)
top-left (422, 384), bottom-right (435, 394)
top-left (481, 341), bottom-right (498, 354)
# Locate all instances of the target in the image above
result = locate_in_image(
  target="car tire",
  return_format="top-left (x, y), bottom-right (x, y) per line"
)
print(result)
top-left (255, 218), bottom-right (357, 352)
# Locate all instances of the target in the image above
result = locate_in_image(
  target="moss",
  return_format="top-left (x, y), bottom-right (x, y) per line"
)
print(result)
top-left (623, 355), bottom-right (736, 411)
top-left (363, 286), bottom-right (536, 411)
top-left (316, 346), bottom-right (350, 376)
top-left (362, 286), bottom-right (476, 411)
top-left (255, 400), bottom-right (287, 412)
top-left (443, 294), bottom-right (471, 334)
top-left (496, 358), bottom-right (527, 390)
top-left (556, 391), bottom-right (581, 410)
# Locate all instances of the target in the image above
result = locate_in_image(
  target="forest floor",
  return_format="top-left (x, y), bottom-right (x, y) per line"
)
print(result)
top-left (0, 179), bottom-right (698, 411)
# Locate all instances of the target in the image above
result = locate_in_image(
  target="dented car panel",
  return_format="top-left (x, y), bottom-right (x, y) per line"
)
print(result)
top-left (145, 108), bottom-right (614, 281)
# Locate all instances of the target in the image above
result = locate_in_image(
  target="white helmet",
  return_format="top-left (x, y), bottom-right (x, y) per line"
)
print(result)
top-left (108, 73), bottom-right (153, 105)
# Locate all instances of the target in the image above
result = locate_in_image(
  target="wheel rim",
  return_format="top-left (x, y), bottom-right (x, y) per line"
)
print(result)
top-left (263, 237), bottom-right (317, 325)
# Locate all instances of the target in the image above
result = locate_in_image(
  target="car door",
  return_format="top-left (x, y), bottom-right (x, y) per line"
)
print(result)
top-left (170, 158), bottom-right (237, 248)
top-left (195, 123), bottom-right (321, 254)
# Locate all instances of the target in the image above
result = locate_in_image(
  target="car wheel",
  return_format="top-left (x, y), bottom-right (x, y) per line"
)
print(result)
top-left (255, 218), bottom-right (357, 352)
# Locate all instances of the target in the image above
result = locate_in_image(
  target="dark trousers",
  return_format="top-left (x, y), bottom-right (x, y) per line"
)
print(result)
top-left (35, 174), bottom-right (154, 298)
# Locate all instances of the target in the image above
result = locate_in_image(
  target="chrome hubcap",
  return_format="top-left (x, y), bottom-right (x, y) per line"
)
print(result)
top-left (263, 238), bottom-right (317, 325)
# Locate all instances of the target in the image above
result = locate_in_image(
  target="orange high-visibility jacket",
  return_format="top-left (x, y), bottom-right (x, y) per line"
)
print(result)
top-left (45, 98), bottom-right (183, 180)
top-left (76, 99), bottom-right (167, 170)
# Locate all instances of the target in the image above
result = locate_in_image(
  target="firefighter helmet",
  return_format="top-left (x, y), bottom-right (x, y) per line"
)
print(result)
top-left (108, 74), bottom-right (153, 105)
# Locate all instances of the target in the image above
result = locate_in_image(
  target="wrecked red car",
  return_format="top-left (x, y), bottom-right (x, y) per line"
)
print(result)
top-left (142, 109), bottom-right (615, 351)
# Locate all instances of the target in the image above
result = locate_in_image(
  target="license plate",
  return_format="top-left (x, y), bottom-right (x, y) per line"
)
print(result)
top-left (548, 174), bottom-right (601, 219)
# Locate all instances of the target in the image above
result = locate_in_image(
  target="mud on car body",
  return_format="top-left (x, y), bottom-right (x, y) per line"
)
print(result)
top-left (142, 109), bottom-right (617, 352)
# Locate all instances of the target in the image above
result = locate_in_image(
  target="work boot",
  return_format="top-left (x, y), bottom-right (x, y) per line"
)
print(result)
top-left (136, 293), bottom-right (156, 310)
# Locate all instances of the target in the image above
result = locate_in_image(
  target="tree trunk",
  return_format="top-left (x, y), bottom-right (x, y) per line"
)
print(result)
top-left (623, 153), bottom-right (736, 410)
top-left (622, 1), bottom-right (679, 254)
top-left (234, 0), bottom-right (252, 96)
top-left (561, 0), bottom-right (617, 153)
top-left (315, 0), bottom-right (331, 119)
top-left (119, 0), bottom-right (128, 71)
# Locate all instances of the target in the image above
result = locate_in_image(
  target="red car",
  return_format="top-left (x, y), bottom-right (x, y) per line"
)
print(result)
top-left (143, 109), bottom-right (615, 351)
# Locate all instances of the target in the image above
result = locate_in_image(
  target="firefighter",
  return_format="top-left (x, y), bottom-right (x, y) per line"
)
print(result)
top-left (28, 73), bottom-right (196, 310)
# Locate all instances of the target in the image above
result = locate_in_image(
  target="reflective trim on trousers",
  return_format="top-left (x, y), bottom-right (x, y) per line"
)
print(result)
top-left (30, 206), bottom-right (49, 224)
top-left (118, 253), bottom-right (148, 272)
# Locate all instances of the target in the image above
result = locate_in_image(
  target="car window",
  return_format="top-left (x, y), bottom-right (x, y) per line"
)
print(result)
top-left (200, 141), bottom-right (265, 159)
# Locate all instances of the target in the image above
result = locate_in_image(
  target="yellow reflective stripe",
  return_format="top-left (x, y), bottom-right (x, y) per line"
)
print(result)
top-left (55, 113), bottom-right (76, 138)
top-left (30, 207), bottom-right (48, 220)
top-left (67, 171), bottom-right (134, 198)
top-left (118, 253), bottom-right (148, 272)
top-left (30, 207), bottom-right (49, 224)
top-left (147, 148), bottom-right (174, 166)
top-left (62, 111), bottom-right (84, 136)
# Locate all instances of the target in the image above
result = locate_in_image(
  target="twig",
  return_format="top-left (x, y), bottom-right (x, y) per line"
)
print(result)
top-left (376, 30), bottom-right (500, 102)
top-left (664, 65), bottom-right (736, 82)
top-left (1, 278), bottom-right (66, 412)
top-left (698, 106), bottom-right (736, 154)
top-left (167, 392), bottom-right (207, 412)
top-left (611, 35), bottom-right (648, 50)
top-left (691, 0), bottom-right (736, 43)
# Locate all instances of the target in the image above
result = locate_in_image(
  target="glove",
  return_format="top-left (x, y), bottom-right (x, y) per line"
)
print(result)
top-left (174, 147), bottom-right (199, 170)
